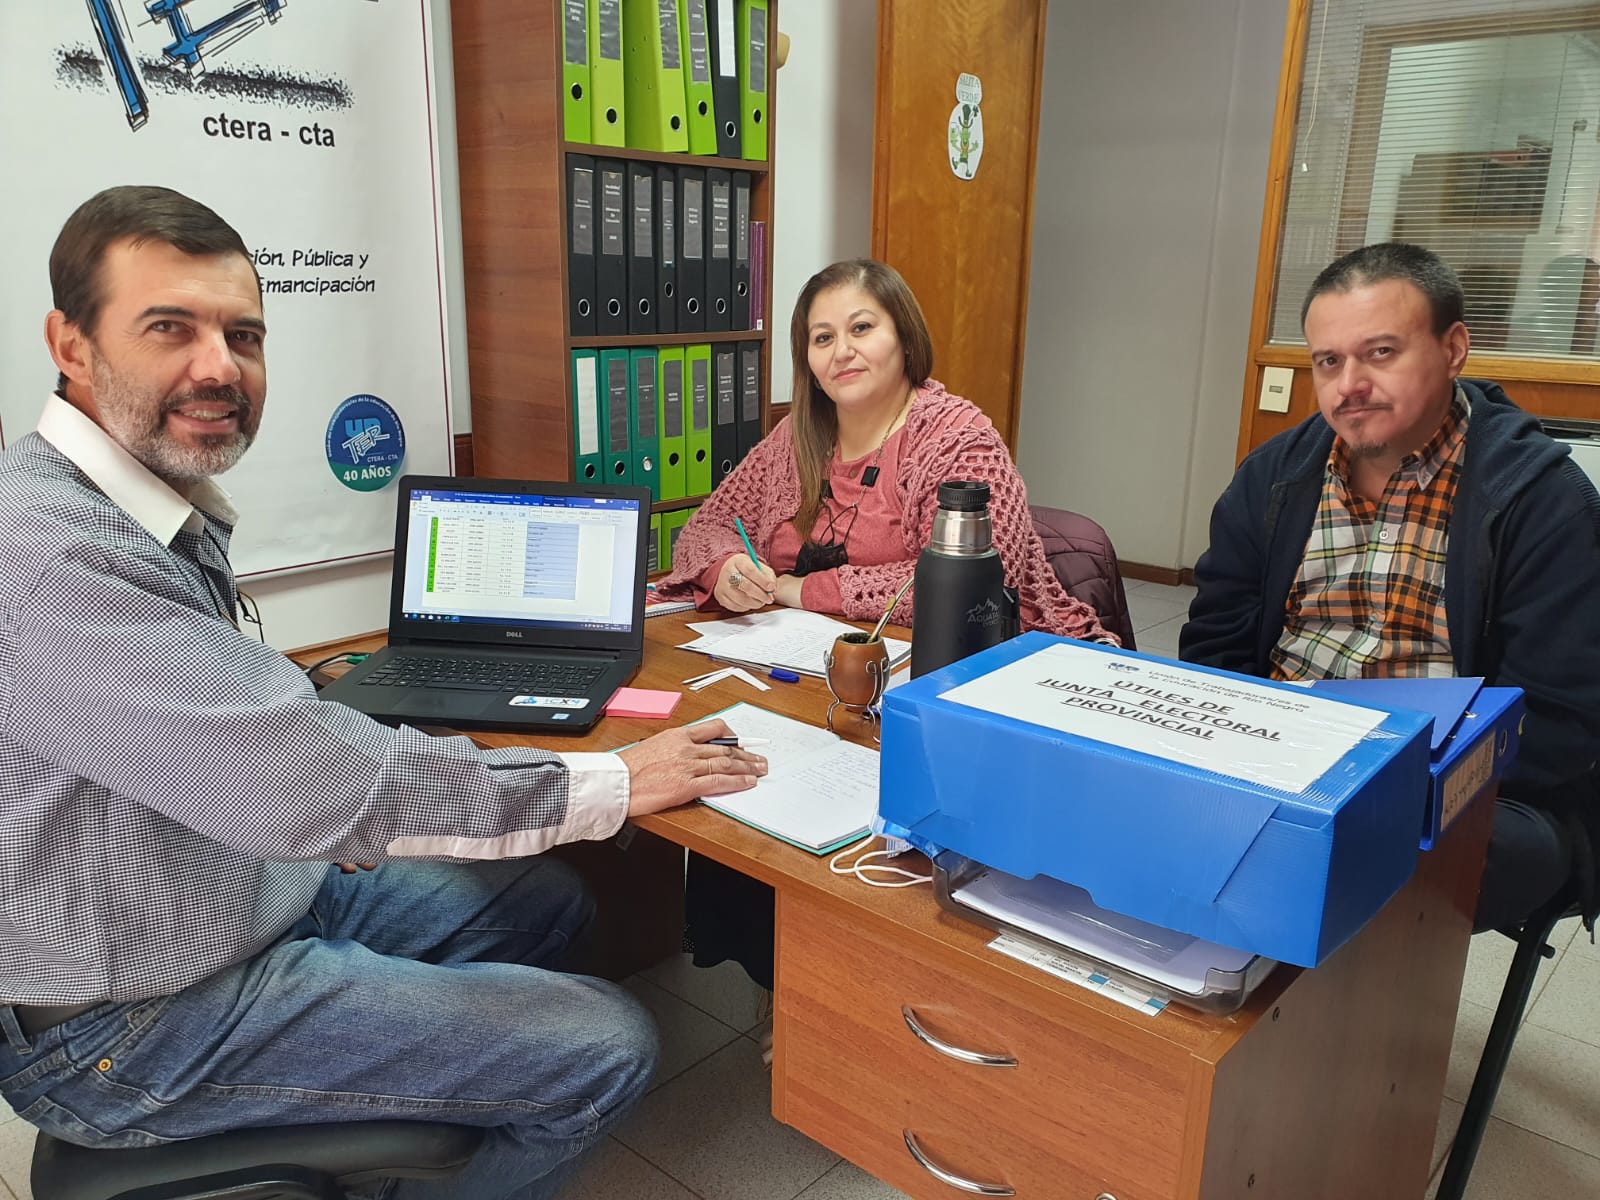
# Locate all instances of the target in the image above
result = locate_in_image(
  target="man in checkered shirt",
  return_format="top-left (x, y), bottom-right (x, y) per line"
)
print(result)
top-left (0, 186), bottom-right (765, 1198)
top-left (1183, 243), bottom-right (1600, 937)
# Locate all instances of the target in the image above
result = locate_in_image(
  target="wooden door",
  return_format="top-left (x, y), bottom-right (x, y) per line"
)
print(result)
top-left (871, 0), bottom-right (1050, 449)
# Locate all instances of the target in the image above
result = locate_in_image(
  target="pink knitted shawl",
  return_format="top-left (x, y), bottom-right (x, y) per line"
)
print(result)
top-left (656, 381), bottom-right (1114, 643)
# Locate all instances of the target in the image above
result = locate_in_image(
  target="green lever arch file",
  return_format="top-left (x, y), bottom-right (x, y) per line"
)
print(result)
top-left (678, 0), bottom-right (718, 156)
top-left (736, 0), bottom-right (768, 160)
top-left (589, 0), bottom-right (627, 146)
top-left (685, 343), bottom-right (714, 496)
top-left (600, 347), bottom-right (634, 485)
top-left (658, 346), bottom-right (689, 500)
top-left (562, 0), bottom-right (591, 142)
top-left (571, 349), bottom-right (603, 483)
top-left (630, 347), bottom-right (662, 501)
top-left (623, 0), bottom-right (689, 151)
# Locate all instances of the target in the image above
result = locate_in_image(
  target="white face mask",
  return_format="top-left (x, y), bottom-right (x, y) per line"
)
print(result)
top-left (829, 831), bottom-right (931, 888)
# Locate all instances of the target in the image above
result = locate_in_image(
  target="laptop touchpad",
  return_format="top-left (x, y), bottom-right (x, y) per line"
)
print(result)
top-left (393, 691), bottom-right (496, 719)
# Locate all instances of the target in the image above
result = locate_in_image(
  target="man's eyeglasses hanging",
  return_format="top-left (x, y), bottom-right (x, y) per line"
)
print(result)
top-left (236, 589), bottom-right (264, 641)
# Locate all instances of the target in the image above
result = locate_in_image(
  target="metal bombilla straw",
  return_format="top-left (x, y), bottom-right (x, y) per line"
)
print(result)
top-left (870, 573), bottom-right (916, 643)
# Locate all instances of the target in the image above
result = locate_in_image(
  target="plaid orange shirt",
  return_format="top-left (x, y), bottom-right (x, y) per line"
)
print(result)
top-left (1270, 388), bottom-right (1469, 683)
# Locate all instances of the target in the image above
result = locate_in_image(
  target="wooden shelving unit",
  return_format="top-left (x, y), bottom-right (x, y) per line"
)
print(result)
top-left (451, 1), bottom-right (777, 501)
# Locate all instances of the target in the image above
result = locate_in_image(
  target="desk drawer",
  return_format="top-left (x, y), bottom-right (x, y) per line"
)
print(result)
top-left (775, 894), bottom-right (1187, 1199)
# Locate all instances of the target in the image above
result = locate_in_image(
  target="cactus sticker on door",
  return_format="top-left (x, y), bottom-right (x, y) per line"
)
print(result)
top-left (948, 72), bottom-right (983, 180)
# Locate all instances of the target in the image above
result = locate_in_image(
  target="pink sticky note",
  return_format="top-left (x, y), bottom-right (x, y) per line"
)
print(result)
top-left (604, 687), bottom-right (683, 719)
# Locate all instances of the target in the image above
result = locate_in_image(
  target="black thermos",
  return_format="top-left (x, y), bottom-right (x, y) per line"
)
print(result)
top-left (910, 481), bottom-right (1016, 677)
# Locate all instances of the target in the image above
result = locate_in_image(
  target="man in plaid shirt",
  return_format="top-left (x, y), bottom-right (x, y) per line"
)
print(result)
top-left (1184, 243), bottom-right (1600, 935)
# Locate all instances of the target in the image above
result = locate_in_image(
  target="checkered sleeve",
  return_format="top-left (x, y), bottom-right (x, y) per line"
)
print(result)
top-left (5, 537), bottom-right (627, 865)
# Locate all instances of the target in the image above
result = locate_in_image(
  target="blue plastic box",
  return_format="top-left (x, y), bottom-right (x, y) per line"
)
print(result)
top-left (1423, 688), bottom-right (1523, 846)
top-left (878, 633), bottom-right (1436, 967)
top-left (1310, 679), bottom-right (1524, 849)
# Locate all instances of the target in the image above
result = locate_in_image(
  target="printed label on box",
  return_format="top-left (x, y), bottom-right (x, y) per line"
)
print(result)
top-left (1441, 734), bottom-right (1496, 830)
top-left (939, 643), bottom-right (1386, 795)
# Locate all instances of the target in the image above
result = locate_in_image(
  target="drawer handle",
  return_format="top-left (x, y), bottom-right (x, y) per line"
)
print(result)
top-left (903, 1129), bottom-right (1015, 1196)
top-left (902, 1005), bottom-right (1019, 1067)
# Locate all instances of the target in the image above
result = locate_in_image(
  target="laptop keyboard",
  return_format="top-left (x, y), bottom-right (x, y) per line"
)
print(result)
top-left (361, 656), bottom-right (605, 696)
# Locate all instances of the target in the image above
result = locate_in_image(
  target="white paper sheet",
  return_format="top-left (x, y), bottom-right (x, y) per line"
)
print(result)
top-left (681, 609), bottom-right (909, 678)
top-left (956, 869), bottom-right (1256, 996)
top-left (939, 642), bottom-right (1387, 795)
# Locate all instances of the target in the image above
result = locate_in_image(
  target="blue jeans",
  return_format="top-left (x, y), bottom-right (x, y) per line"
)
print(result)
top-left (0, 858), bottom-right (659, 1199)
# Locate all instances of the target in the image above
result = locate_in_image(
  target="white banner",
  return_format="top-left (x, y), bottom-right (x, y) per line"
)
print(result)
top-left (0, 0), bottom-right (452, 575)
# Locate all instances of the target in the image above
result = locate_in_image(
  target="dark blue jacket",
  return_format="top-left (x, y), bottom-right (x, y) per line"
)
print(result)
top-left (1182, 380), bottom-right (1600, 901)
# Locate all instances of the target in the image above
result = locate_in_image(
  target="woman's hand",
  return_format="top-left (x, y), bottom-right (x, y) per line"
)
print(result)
top-left (773, 574), bottom-right (805, 608)
top-left (713, 554), bottom-right (778, 611)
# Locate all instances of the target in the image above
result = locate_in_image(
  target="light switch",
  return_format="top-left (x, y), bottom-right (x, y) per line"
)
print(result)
top-left (1257, 366), bottom-right (1294, 414)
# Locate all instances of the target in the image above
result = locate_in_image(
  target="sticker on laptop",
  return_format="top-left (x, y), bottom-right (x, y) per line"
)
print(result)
top-left (509, 696), bottom-right (592, 708)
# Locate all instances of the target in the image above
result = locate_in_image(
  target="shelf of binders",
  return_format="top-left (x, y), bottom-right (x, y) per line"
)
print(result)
top-left (564, 0), bottom-right (770, 163)
top-left (562, 1), bottom-right (771, 340)
top-left (451, 1), bottom-right (774, 490)
top-left (570, 340), bottom-right (766, 513)
top-left (555, 0), bottom-right (774, 523)
top-left (563, 154), bottom-right (767, 339)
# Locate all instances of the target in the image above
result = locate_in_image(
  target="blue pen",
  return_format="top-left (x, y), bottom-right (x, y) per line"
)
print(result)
top-left (769, 668), bottom-right (801, 683)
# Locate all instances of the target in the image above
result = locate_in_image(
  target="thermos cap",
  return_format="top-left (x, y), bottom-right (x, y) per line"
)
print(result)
top-left (936, 480), bottom-right (991, 512)
top-left (928, 479), bottom-right (994, 555)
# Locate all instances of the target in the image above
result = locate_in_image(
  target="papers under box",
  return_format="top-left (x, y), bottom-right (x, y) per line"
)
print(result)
top-left (878, 633), bottom-right (1435, 968)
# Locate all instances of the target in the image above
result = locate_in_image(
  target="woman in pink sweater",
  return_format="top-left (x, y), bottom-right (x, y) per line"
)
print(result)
top-left (657, 258), bottom-right (1113, 643)
top-left (666, 260), bottom-right (1114, 1003)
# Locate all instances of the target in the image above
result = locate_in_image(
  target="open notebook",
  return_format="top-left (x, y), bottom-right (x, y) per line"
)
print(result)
top-left (692, 702), bottom-right (879, 853)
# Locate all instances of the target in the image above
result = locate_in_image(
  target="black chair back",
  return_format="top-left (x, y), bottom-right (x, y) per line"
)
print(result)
top-left (32, 1120), bottom-right (483, 1200)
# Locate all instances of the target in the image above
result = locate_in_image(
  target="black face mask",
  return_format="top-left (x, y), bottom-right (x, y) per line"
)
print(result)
top-left (792, 539), bottom-right (848, 577)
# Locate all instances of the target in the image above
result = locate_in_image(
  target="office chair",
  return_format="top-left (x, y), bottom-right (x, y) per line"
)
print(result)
top-left (31, 1120), bottom-right (484, 1200)
top-left (1434, 885), bottom-right (1582, 1200)
top-left (1029, 505), bottom-right (1137, 650)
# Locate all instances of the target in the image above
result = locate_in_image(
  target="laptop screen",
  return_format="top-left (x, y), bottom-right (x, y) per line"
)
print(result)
top-left (399, 486), bottom-right (643, 634)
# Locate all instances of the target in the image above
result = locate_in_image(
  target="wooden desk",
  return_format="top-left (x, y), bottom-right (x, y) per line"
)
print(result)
top-left (295, 614), bottom-right (1490, 1199)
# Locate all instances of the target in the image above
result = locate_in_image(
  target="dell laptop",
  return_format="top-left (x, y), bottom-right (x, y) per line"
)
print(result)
top-left (318, 475), bottom-right (652, 733)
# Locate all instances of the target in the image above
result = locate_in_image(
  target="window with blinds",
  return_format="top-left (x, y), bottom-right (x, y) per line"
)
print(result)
top-left (1270, 1), bottom-right (1600, 358)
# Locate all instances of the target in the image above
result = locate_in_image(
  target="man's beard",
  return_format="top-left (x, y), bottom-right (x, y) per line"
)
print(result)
top-left (1335, 402), bottom-right (1391, 463)
top-left (90, 357), bottom-right (257, 485)
top-left (1344, 438), bottom-right (1391, 463)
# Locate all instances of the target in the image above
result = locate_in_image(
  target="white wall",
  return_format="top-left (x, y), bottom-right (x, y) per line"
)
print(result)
top-left (768, 3), bottom-right (878, 403)
top-left (247, 0), bottom-right (468, 651)
top-left (1017, 0), bottom-right (1285, 570)
top-left (243, 556), bottom-right (393, 654)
